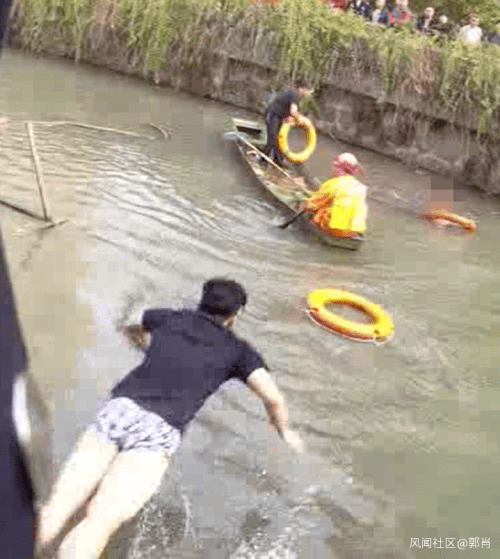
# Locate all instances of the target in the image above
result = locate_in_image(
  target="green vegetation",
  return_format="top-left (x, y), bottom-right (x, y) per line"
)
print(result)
top-left (13, 0), bottom-right (500, 139)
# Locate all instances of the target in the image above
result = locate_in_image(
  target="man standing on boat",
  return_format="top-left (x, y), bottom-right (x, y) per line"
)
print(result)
top-left (264, 80), bottom-right (313, 168)
top-left (300, 153), bottom-right (368, 236)
top-left (36, 278), bottom-right (305, 559)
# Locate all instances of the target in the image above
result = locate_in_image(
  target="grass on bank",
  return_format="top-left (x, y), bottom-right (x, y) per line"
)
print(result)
top-left (15, 0), bottom-right (500, 139)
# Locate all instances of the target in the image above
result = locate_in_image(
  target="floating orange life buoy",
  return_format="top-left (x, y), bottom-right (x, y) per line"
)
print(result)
top-left (307, 289), bottom-right (394, 342)
top-left (420, 211), bottom-right (477, 232)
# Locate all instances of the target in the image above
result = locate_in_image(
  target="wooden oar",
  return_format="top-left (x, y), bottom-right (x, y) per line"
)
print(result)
top-left (277, 208), bottom-right (311, 229)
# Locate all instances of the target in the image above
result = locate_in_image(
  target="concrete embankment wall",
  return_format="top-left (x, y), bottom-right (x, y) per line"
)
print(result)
top-left (7, 13), bottom-right (499, 192)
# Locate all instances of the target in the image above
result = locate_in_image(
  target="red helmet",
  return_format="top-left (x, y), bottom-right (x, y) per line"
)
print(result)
top-left (332, 153), bottom-right (361, 176)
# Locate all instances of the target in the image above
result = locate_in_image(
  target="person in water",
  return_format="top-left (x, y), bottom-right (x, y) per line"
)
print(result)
top-left (264, 80), bottom-right (313, 167)
top-left (301, 152), bottom-right (368, 236)
top-left (36, 278), bottom-right (305, 559)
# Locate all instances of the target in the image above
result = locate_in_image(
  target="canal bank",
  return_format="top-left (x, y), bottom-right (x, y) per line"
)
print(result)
top-left (7, 1), bottom-right (500, 196)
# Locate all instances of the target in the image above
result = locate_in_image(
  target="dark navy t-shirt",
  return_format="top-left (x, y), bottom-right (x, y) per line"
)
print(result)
top-left (1, 3), bottom-right (37, 556)
top-left (266, 89), bottom-right (300, 119)
top-left (112, 309), bottom-right (266, 433)
top-left (0, 227), bottom-right (35, 558)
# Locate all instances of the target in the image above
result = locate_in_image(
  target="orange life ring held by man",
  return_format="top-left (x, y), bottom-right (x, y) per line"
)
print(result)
top-left (307, 289), bottom-right (394, 341)
top-left (420, 211), bottom-right (477, 232)
top-left (277, 117), bottom-right (317, 165)
top-left (300, 153), bottom-right (368, 237)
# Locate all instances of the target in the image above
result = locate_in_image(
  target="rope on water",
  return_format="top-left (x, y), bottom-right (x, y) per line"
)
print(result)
top-left (149, 122), bottom-right (170, 140)
top-left (305, 309), bottom-right (394, 346)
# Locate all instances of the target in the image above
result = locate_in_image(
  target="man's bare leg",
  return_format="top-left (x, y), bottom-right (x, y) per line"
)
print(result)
top-left (56, 449), bottom-right (170, 559)
top-left (37, 430), bottom-right (118, 552)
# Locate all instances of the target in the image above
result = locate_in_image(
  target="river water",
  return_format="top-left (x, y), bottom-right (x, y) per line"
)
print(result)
top-left (1, 50), bottom-right (499, 559)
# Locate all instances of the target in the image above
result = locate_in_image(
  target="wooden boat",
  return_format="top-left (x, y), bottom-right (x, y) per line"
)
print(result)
top-left (228, 117), bottom-right (365, 251)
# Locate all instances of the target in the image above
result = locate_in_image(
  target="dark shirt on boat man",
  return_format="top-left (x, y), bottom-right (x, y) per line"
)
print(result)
top-left (264, 80), bottom-right (313, 167)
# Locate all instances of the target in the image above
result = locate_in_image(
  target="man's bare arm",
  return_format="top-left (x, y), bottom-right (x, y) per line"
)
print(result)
top-left (246, 368), bottom-right (305, 453)
top-left (287, 103), bottom-right (307, 127)
top-left (289, 103), bottom-right (300, 120)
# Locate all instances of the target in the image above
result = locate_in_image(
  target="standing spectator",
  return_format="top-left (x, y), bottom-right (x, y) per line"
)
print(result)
top-left (434, 14), bottom-right (456, 37)
top-left (458, 13), bottom-right (483, 45)
top-left (416, 6), bottom-right (437, 34)
top-left (388, 0), bottom-right (414, 26)
top-left (326, 0), bottom-right (347, 12)
top-left (370, 0), bottom-right (389, 26)
top-left (346, 0), bottom-right (371, 19)
top-left (487, 21), bottom-right (500, 46)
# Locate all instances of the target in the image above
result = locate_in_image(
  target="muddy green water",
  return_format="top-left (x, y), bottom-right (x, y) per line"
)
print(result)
top-left (1, 50), bottom-right (499, 559)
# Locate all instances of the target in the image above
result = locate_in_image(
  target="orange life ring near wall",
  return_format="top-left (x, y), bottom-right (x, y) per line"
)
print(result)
top-left (420, 211), bottom-right (477, 232)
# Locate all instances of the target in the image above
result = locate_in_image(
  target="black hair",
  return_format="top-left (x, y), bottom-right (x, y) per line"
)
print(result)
top-left (198, 278), bottom-right (247, 318)
top-left (295, 78), bottom-right (310, 90)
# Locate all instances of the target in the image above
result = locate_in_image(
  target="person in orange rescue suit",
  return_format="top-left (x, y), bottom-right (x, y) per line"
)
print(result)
top-left (300, 152), bottom-right (368, 236)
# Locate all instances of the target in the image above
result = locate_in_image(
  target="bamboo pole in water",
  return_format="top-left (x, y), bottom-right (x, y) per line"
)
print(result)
top-left (0, 198), bottom-right (47, 222)
top-left (26, 121), bottom-right (51, 222)
top-left (32, 120), bottom-right (149, 138)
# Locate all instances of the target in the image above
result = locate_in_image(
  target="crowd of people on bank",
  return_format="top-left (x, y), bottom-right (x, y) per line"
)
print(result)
top-left (324, 0), bottom-right (500, 46)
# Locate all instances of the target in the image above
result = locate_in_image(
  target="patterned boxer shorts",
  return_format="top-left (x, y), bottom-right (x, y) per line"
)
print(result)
top-left (87, 397), bottom-right (182, 454)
